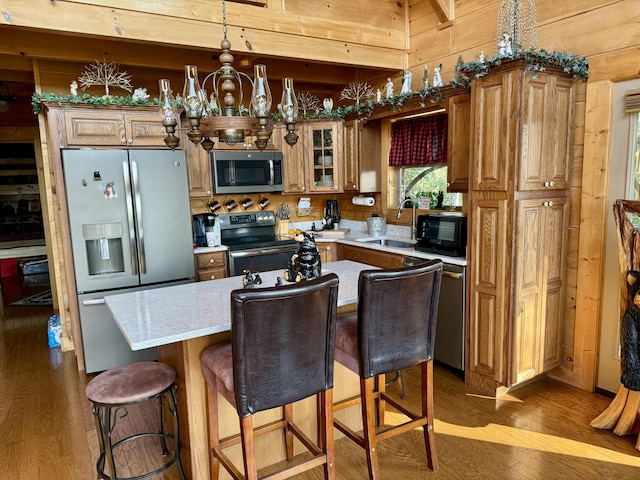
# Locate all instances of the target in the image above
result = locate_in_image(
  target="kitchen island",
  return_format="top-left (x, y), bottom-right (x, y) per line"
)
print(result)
top-left (104, 260), bottom-right (372, 480)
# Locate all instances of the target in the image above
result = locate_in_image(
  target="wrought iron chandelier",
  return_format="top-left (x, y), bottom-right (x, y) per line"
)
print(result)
top-left (158, 0), bottom-right (299, 151)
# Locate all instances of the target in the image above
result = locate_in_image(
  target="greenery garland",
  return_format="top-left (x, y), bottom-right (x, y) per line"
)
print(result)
top-left (31, 92), bottom-right (158, 114)
top-left (31, 48), bottom-right (588, 118)
top-left (454, 48), bottom-right (589, 84)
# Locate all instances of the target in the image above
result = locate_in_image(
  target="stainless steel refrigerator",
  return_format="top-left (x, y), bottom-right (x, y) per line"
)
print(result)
top-left (62, 149), bottom-right (195, 373)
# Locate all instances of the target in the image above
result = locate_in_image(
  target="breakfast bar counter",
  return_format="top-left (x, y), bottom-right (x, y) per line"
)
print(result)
top-left (105, 260), bottom-right (371, 480)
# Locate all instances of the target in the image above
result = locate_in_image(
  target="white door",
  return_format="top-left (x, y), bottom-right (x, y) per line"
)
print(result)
top-left (598, 78), bottom-right (640, 393)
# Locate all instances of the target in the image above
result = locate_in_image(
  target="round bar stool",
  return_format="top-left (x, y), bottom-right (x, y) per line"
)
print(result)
top-left (85, 361), bottom-right (187, 480)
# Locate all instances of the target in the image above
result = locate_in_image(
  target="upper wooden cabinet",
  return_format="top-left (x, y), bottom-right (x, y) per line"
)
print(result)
top-left (467, 64), bottom-right (575, 396)
top-left (343, 120), bottom-right (359, 192)
top-left (305, 121), bottom-right (343, 193)
top-left (343, 119), bottom-right (382, 193)
top-left (517, 76), bottom-right (574, 192)
top-left (183, 128), bottom-right (212, 198)
top-left (282, 120), bottom-right (344, 194)
top-left (282, 124), bottom-right (306, 194)
top-left (446, 94), bottom-right (471, 193)
top-left (64, 110), bottom-right (167, 147)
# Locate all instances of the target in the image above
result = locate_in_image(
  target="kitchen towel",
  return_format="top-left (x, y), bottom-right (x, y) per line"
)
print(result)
top-left (352, 196), bottom-right (375, 206)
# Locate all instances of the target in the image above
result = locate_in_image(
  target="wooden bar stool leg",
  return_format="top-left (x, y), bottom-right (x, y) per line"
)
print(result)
top-left (361, 377), bottom-right (380, 480)
top-left (375, 374), bottom-right (386, 426)
top-left (206, 383), bottom-right (221, 480)
top-left (240, 416), bottom-right (259, 480)
top-left (284, 403), bottom-right (294, 460)
top-left (320, 389), bottom-right (336, 480)
top-left (422, 361), bottom-right (438, 471)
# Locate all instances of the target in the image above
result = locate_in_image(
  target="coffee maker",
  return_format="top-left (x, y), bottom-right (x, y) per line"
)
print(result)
top-left (323, 199), bottom-right (340, 230)
top-left (193, 214), bottom-right (220, 247)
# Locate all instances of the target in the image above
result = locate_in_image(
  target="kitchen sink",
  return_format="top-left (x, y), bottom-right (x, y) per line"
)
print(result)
top-left (359, 238), bottom-right (416, 249)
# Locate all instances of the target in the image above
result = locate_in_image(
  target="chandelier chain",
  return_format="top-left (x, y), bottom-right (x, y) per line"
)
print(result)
top-left (222, 0), bottom-right (228, 41)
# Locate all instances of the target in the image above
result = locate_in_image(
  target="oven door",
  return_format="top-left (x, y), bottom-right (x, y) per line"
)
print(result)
top-left (228, 244), bottom-right (299, 277)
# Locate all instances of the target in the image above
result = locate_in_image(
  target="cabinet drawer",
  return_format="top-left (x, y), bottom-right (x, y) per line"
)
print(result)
top-left (195, 251), bottom-right (227, 270)
top-left (197, 267), bottom-right (227, 282)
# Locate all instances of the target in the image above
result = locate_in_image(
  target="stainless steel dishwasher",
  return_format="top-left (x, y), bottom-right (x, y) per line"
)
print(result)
top-left (405, 257), bottom-right (466, 372)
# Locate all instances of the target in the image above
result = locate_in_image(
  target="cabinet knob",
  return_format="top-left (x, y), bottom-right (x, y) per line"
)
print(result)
top-left (127, 139), bottom-right (133, 144)
top-left (121, 137), bottom-right (126, 144)
top-left (544, 180), bottom-right (556, 188)
top-left (209, 275), bottom-right (216, 280)
top-left (209, 258), bottom-right (216, 264)
top-left (544, 201), bottom-right (554, 207)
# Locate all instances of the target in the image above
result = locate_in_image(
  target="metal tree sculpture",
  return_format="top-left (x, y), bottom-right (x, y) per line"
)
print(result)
top-left (295, 91), bottom-right (320, 116)
top-left (78, 61), bottom-right (133, 97)
top-left (340, 82), bottom-right (374, 105)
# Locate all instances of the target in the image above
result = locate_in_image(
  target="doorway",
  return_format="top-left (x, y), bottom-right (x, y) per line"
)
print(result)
top-left (598, 78), bottom-right (640, 394)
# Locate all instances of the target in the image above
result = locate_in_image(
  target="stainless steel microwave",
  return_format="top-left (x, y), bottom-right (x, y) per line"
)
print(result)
top-left (210, 151), bottom-right (284, 194)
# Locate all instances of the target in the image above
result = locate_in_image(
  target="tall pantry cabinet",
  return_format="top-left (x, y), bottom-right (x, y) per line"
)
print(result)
top-left (466, 62), bottom-right (575, 396)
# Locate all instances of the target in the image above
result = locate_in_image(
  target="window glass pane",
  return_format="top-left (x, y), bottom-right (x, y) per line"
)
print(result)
top-left (400, 165), bottom-right (446, 198)
top-left (630, 113), bottom-right (640, 228)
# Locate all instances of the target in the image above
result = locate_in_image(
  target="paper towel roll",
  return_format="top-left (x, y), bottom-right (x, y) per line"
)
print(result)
top-left (352, 196), bottom-right (375, 206)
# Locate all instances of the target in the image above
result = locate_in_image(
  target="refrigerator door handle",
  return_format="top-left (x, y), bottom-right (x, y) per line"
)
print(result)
top-left (123, 161), bottom-right (138, 276)
top-left (131, 160), bottom-right (147, 274)
top-left (82, 298), bottom-right (105, 306)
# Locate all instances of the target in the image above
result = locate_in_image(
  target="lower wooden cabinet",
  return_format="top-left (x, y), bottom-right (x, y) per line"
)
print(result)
top-left (339, 244), bottom-right (404, 269)
top-left (317, 243), bottom-right (336, 264)
top-left (195, 251), bottom-right (227, 281)
top-left (467, 195), bottom-right (568, 391)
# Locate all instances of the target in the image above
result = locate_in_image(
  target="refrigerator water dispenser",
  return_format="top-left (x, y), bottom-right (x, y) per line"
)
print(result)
top-left (83, 223), bottom-right (125, 275)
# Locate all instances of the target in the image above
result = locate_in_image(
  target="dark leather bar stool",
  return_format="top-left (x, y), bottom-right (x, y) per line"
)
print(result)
top-left (333, 261), bottom-right (443, 479)
top-left (85, 361), bottom-right (187, 480)
top-left (201, 273), bottom-right (339, 480)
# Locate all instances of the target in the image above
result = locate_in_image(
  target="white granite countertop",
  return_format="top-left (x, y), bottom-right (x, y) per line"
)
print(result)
top-left (105, 260), bottom-right (372, 351)
top-left (191, 219), bottom-right (466, 266)
top-left (296, 219), bottom-right (468, 267)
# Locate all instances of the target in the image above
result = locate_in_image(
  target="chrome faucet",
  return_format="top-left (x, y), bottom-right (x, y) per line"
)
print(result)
top-left (397, 197), bottom-right (417, 240)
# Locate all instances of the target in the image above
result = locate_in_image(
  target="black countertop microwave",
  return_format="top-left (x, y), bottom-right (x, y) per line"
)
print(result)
top-left (211, 150), bottom-right (284, 194)
top-left (415, 212), bottom-right (467, 257)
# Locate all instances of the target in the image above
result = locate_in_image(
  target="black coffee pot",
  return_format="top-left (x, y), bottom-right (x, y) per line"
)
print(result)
top-left (323, 199), bottom-right (340, 230)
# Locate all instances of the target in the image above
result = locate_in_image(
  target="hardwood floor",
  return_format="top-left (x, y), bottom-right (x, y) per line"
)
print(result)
top-left (1, 299), bottom-right (640, 479)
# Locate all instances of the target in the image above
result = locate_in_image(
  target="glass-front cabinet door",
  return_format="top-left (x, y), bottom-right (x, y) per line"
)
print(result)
top-left (304, 121), bottom-right (343, 193)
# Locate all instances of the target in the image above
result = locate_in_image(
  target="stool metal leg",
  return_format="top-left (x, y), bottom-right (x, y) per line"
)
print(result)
top-left (89, 384), bottom-right (186, 480)
top-left (91, 403), bottom-right (119, 480)
top-left (157, 394), bottom-right (169, 456)
top-left (167, 385), bottom-right (187, 480)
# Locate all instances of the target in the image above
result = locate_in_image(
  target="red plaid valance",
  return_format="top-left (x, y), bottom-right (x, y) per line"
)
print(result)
top-left (388, 113), bottom-right (448, 166)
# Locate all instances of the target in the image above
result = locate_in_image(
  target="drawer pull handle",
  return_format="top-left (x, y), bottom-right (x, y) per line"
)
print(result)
top-left (209, 259), bottom-right (216, 264)
top-left (210, 275), bottom-right (216, 280)
top-left (443, 271), bottom-right (463, 279)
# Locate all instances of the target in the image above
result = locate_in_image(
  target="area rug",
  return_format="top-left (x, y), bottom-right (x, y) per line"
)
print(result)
top-left (9, 289), bottom-right (53, 306)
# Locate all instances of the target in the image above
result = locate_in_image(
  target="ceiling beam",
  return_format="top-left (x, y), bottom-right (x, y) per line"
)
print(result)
top-left (0, 0), bottom-right (405, 70)
top-left (427, 0), bottom-right (454, 23)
